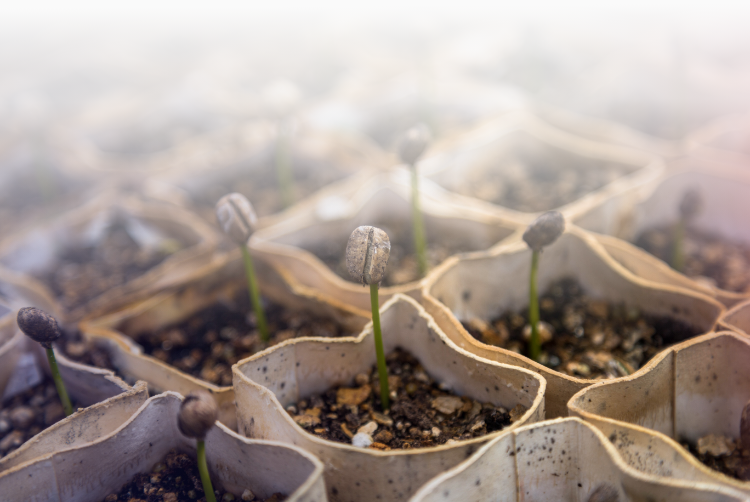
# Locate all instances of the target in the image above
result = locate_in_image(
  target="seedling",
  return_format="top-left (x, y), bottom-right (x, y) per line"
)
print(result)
top-left (346, 225), bottom-right (391, 410)
top-left (264, 79), bottom-right (302, 208)
top-left (17, 307), bottom-right (73, 416)
top-left (216, 193), bottom-right (269, 342)
top-left (672, 189), bottom-right (702, 272)
top-left (178, 390), bottom-right (219, 502)
top-left (398, 124), bottom-right (432, 278)
top-left (522, 211), bottom-right (565, 363)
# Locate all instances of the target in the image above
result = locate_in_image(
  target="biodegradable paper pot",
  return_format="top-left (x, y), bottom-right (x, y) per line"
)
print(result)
top-left (687, 112), bottom-right (750, 163)
top-left (0, 191), bottom-right (218, 322)
top-left (233, 294), bottom-right (546, 502)
top-left (421, 225), bottom-right (724, 418)
top-left (419, 111), bottom-right (664, 236)
top-left (410, 417), bottom-right (746, 502)
top-left (568, 331), bottom-right (750, 496)
top-left (79, 251), bottom-right (370, 430)
top-left (251, 169), bottom-right (522, 318)
top-left (719, 298), bottom-right (750, 336)
top-left (594, 165), bottom-right (750, 307)
top-left (0, 392), bottom-right (329, 502)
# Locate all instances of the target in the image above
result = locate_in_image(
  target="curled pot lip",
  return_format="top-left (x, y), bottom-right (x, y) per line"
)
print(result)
top-left (232, 294), bottom-right (545, 502)
top-left (568, 331), bottom-right (750, 495)
top-left (410, 416), bottom-right (748, 502)
top-left (420, 225), bottom-right (725, 418)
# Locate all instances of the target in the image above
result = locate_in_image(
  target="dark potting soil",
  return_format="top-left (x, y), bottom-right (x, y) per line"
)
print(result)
top-left (462, 277), bottom-right (701, 379)
top-left (101, 448), bottom-right (286, 502)
top-left (682, 435), bottom-right (750, 482)
top-left (635, 224), bottom-right (750, 293)
top-left (32, 220), bottom-right (184, 312)
top-left (57, 328), bottom-right (117, 372)
top-left (440, 131), bottom-right (635, 213)
top-left (285, 347), bottom-right (526, 450)
top-left (136, 291), bottom-right (354, 387)
top-left (0, 378), bottom-right (81, 458)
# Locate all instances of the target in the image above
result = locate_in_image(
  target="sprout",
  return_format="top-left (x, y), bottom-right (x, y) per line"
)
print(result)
top-left (178, 390), bottom-right (219, 502)
top-left (263, 79), bottom-right (302, 209)
top-left (346, 226), bottom-right (391, 410)
top-left (398, 124), bottom-right (432, 278)
top-left (522, 211), bottom-right (565, 363)
top-left (17, 307), bottom-right (73, 416)
top-left (215, 194), bottom-right (269, 342)
top-left (672, 189), bottom-right (702, 272)
top-left (587, 483), bottom-right (619, 502)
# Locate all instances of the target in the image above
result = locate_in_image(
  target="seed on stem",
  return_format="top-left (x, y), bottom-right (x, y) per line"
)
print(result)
top-left (178, 390), bottom-right (219, 441)
top-left (215, 193), bottom-right (258, 246)
top-left (398, 123), bottom-right (432, 167)
top-left (522, 211), bottom-right (565, 252)
top-left (346, 226), bottom-right (391, 285)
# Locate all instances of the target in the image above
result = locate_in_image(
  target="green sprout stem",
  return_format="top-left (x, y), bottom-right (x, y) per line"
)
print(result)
top-left (671, 218), bottom-right (686, 272)
top-left (241, 246), bottom-right (270, 342)
top-left (46, 347), bottom-right (73, 416)
top-left (196, 440), bottom-right (216, 502)
top-left (275, 126), bottom-right (294, 208)
top-left (369, 283), bottom-right (390, 410)
top-left (528, 250), bottom-right (541, 363)
top-left (410, 165), bottom-right (428, 278)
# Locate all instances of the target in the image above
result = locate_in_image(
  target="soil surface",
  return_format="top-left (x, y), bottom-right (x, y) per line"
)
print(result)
top-left (437, 130), bottom-right (635, 212)
top-left (463, 277), bottom-right (701, 379)
top-left (136, 291), bottom-right (355, 386)
top-left (635, 224), bottom-right (750, 293)
top-left (683, 434), bottom-right (750, 481)
top-left (0, 378), bottom-right (81, 458)
top-left (101, 448), bottom-right (286, 502)
top-left (285, 347), bottom-right (526, 450)
top-left (58, 328), bottom-right (117, 372)
top-left (32, 217), bottom-right (184, 312)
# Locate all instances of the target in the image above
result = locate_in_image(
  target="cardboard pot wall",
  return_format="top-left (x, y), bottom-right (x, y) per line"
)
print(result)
top-left (410, 417), bottom-right (746, 502)
top-left (0, 392), bottom-right (329, 502)
top-left (568, 331), bottom-right (750, 496)
top-left (719, 298), bottom-right (750, 336)
top-left (233, 294), bottom-right (545, 502)
top-left (251, 169), bottom-right (522, 318)
top-left (421, 226), bottom-right (724, 418)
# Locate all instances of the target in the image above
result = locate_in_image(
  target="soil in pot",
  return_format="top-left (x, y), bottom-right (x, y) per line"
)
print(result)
top-left (442, 131), bottom-right (635, 213)
top-left (682, 434), bottom-right (750, 482)
top-left (57, 328), bottom-right (117, 371)
top-left (635, 225), bottom-right (750, 293)
top-left (285, 347), bottom-right (526, 450)
top-left (31, 216), bottom-right (186, 312)
top-left (134, 291), bottom-right (355, 387)
top-left (101, 448), bottom-right (286, 502)
top-left (0, 378), bottom-right (82, 457)
top-left (462, 277), bottom-right (701, 379)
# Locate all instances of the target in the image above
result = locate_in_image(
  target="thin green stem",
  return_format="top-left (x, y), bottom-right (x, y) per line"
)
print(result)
top-left (46, 347), bottom-right (73, 416)
top-left (242, 246), bottom-right (269, 342)
top-left (370, 283), bottom-right (390, 410)
top-left (671, 218), bottom-right (685, 272)
top-left (528, 250), bottom-right (541, 363)
top-left (275, 125), bottom-right (294, 208)
top-left (197, 440), bottom-right (216, 502)
top-left (410, 166), bottom-right (428, 278)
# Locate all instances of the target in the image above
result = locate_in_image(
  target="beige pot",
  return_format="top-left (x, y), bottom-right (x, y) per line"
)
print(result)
top-left (410, 417), bottom-right (747, 502)
top-left (719, 299), bottom-right (750, 336)
top-left (251, 169), bottom-right (522, 318)
top-left (421, 225), bottom-right (725, 418)
top-left (233, 294), bottom-right (546, 502)
top-left (0, 191), bottom-right (218, 322)
top-left (568, 331), bottom-right (750, 496)
top-left (0, 392), bottom-right (329, 502)
top-left (686, 112), bottom-right (750, 164)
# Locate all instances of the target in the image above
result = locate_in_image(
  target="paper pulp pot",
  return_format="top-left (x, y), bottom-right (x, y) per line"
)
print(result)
top-left (233, 294), bottom-right (546, 502)
top-left (686, 112), bottom-right (750, 163)
top-left (0, 191), bottom-right (218, 322)
top-left (719, 298), bottom-right (750, 336)
top-left (0, 392), bottom-right (329, 502)
top-left (251, 169), bottom-right (522, 319)
top-left (419, 110), bottom-right (663, 236)
top-left (421, 225), bottom-right (724, 418)
top-left (409, 417), bottom-right (746, 502)
top-left (568, 331), bottom-right (750, 496)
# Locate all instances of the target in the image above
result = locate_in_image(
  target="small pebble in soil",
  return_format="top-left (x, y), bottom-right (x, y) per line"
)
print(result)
top-left (635, 225), bottom-right (750, 293)
top-left (0, 379), bottom-right (81, 457)
top-left (683, 434), bottom-right (750, 481)
top-left (57, 328), bottom-right (117, 371)
top-left (285, 347), bottom-right (525, 449)
top-left (462, 277), bottom-right (701, 379)
top-left (100, 449), bottom-right (286, 501)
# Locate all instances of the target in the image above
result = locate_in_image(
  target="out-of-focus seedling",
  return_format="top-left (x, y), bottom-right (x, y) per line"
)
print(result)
top-left (398, 124), bottom-right (432, 278)
top-left (346, 225), bottom-right (391, 410)
top-left (17, 307), bottom-right (73, 416)
top-left (672, 189), bottom-right (702, 272)
top-left (178, 390), bottom-right (219, 502)
top-left (264, 79), bottom-right (302, 208)
top-left (216, 193), bottom-right (269, 342)
top-left (522, 211), bottom-right (565, 363)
